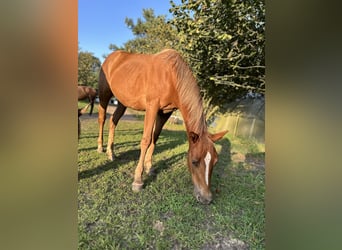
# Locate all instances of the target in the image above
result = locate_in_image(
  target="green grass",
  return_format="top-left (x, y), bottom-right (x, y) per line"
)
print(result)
top-left (78, 115), bottom-right (265, 249)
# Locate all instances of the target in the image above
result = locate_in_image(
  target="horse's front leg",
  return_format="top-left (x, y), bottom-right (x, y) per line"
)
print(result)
top-left (144, 111), bottom-right (172, 175)
top-left (132, 104), bottom-right (159, 192)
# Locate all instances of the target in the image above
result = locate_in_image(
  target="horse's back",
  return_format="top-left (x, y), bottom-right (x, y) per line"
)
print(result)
top-left (78, 86), bottom-right (87, 100)
top-left (78, 85), bottom-right (96, 99)
top-left (101, 51), bottom-right (178, 111)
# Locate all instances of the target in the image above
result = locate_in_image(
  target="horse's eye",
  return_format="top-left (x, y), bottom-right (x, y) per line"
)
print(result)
top-left (192, 160), bottom-right (200, 167)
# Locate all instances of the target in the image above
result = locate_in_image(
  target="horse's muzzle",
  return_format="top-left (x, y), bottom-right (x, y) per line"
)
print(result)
top-left (194, 187), bottom-right (212, 205)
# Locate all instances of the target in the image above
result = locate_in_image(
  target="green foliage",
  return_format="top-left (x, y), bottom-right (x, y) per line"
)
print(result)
top-left (109, 9), bottom-right (177, 54)
top-left (78, 50), bottom-right (101, 88)
top-left (170, 0), bottom-right (265, 107)
top-left (106, 1), bottom-right (265, 113)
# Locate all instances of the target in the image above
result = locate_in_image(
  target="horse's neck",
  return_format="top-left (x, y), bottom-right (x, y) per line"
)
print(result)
top-left (171, 62), bottom-right (207, 136)
top-left (179, 103), bottom-right (207, 136)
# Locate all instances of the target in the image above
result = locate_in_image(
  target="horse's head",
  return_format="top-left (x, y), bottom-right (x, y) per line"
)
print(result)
top-left (187, 130), bottom-right (228, 204)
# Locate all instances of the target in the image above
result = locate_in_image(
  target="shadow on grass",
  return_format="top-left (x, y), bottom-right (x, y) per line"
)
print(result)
top-left (79, 134), bottom-right (98, 140)
top-left (207, 137), bottom-right (232, 202)
top-left (78, 140), bottom-right (141, 152)
top-left (78, 128), bottom-right (143, 151)
top-left (142, 129), bottom-right (187, 186)
top-left (144, 132), bottom-right (232, 190)
top-left (143, 150), bottom-right (187, 188)
top-left (78, 129), bottom-right (237, 195)
top-left (217, 137), bottom-right (232, 166)
top-left (78, 148), bottom-right (141, 180)
top-left (78, 128), bottom-right (187, 181)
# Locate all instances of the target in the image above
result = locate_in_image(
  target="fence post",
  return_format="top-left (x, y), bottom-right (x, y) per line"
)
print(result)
top-left (225, 115), bottom-right (230, 131)
top-left (233, 114), bottom-right (240, 137)
top-left (249, 118), bottom-right (256, 138)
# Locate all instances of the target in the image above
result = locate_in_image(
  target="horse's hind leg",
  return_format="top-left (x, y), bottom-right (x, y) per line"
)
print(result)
top-left (97, 102), bottom-right (110, 153)
top-left (97, 106), bottom-right (105, 152)
top-left (106, 102), bottom-right (126, 160)
top-left (144, 110), bottom-right (172, 174)
top-left (97, 68), bottom-right (113, 153)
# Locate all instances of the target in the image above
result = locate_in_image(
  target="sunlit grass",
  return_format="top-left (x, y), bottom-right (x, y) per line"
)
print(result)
top-left (78, 116), bottom-right (265, 249)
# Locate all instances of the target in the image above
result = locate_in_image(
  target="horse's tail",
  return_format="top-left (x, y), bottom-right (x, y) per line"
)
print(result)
top-left (88, 88), bottom-right (98, 116)
top-left (98, 68), bottom-right (113, 109)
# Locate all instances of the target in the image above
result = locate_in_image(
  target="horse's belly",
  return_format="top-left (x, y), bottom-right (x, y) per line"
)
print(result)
top-left (115, 92), bottom-right (178, 113)
top-left (161, 103), bottom-right (178, 113)
top-left (113, 92), bottom-right (147, 111)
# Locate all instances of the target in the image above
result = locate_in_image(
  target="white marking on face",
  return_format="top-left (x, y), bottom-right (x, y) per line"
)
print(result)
top-left (204, 151), bottom-right (211, 186)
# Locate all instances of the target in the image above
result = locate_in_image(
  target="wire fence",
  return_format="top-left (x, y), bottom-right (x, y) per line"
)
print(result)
top-left (214, 114), bottom-right (265, 143)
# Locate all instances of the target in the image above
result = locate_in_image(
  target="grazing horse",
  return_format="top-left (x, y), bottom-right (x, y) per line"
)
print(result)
top-left (78, 85), bottom-right (97, 115)
top-left (78, 103), bottom-right (90, 139)
top-left (97, 49), bottom-right (227, 204)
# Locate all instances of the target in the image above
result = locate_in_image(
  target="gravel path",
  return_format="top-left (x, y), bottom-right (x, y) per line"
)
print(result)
top-left (79, 105), bottom-right (138, 121)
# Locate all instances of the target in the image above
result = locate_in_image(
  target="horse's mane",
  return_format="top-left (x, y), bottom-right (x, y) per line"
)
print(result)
top-left (157, 49), bottom-right (207, 135)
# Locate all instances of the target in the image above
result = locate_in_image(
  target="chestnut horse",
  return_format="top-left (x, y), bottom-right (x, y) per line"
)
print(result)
top-left (97, 49), bottom-right (227, 204)
top-left (78, 85), bottom-right (97, 115)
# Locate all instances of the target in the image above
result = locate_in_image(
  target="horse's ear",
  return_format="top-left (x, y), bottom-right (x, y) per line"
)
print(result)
top-left (209, 130), bottom-right (228, 142)
top-left (189, 132), bottom-right (199, 144)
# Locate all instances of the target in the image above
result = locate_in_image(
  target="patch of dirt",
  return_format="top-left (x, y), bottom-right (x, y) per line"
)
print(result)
top-left (202, 234), bottom-right (249, 250)
top-left (245, 152), bottom-right (265, 171)
top-left (153, 220), bottom-right (165, 235)
top-left (231, 152), bottom-right (265, 171)
top-left (231, 152), bottom-right (246, 163)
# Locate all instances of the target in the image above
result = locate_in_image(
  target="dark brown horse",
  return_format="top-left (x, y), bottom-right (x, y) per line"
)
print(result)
top-left (78, 85), bottom-right (97, 115)
top-left (97, 49), bottom-right (227, 204)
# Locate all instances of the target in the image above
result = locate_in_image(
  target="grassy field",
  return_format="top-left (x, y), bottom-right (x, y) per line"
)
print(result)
top-left (78, 107), bottom-right (265, 249)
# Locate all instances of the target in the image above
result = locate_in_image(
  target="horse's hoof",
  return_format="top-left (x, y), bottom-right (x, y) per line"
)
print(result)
top-left (97, 147), bottom-right (104, 153)
top-left (146, 167), bottom-right (156, 176)
top-left (106, 151), bottom-right (114, 161)
top-left (132, 182), bottom-right (143, 192)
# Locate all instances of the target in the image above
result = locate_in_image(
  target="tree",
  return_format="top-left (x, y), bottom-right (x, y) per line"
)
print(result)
top-left (78, 50), bottom-right (101, 88)
top-left (170, 0), bottom-right (265, 108)
top-left (106, 1), bottom-right (265, 114)
top-left (109, 8), bottom-right (177, 54)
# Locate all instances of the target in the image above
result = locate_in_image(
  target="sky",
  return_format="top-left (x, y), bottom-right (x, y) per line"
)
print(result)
top-left (78, 0), bottom-right (180, 62)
